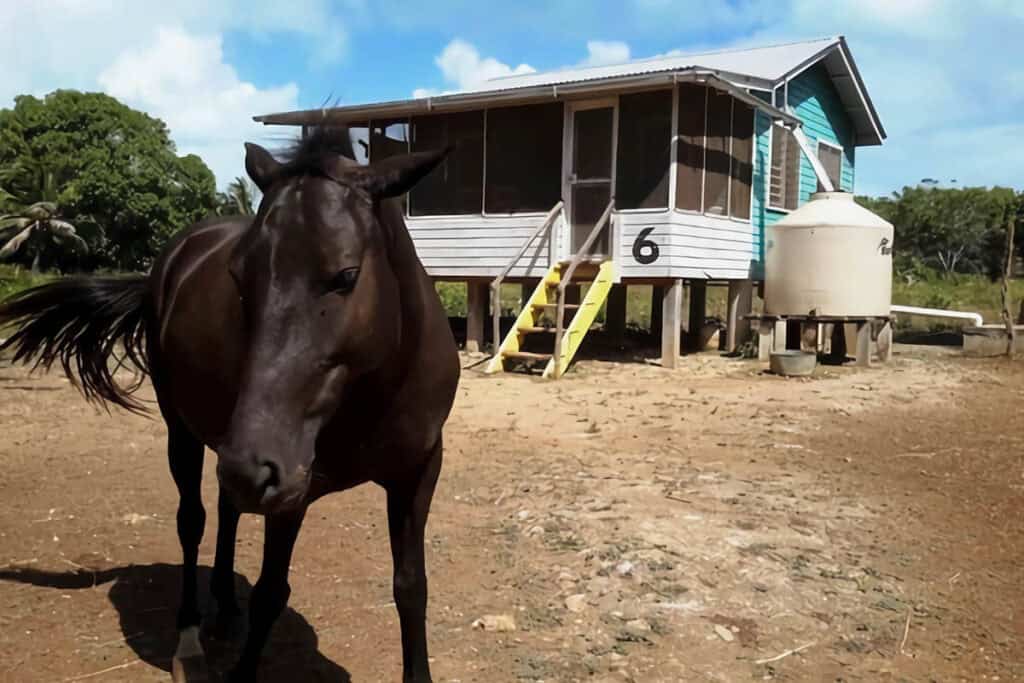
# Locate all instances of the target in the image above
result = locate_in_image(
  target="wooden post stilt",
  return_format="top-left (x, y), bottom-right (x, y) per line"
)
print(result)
top-left (466, 281), bottom-right (488, 353)
top-left (726, 280), bottom-right (753, 352)
top-left (661, 279), bottom-right (684, 368)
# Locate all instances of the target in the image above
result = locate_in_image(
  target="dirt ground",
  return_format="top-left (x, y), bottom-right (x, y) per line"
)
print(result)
top-left (0, 345), bottom-right (1021, 682)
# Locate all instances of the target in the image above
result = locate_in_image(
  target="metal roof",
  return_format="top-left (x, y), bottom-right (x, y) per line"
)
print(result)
top-left (466, 37), bottom-right (838, 93)
top-left (255, 36), bottom-right (885, 146)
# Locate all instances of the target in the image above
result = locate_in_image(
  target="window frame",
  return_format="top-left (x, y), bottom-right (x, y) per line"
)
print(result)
top-left (816, 138), bottom-right (844, 193)
top-left (407, 110), bottom-right (486, 219)
top-left (672, 85), bottom-right (755, 224)
top-left (483, 101), bottom-right (565, 217)
top-left (767, 122), bottom-right (801, 213)
top-left (614, 88), bottom-right (672, 212)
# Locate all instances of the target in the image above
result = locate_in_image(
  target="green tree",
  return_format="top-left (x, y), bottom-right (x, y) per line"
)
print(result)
top-left (0, 90), bottom-right (217, 271)
top-left (0, 156), bottom-right (88, 271)
top-left (858, 186), bottom-right (1022, 280)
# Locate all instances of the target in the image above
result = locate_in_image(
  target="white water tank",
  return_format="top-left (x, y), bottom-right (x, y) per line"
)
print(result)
top-left (765, 192), bottom-right (893, 317)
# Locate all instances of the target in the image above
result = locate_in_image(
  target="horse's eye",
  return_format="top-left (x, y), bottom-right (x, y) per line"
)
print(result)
top-left (329, 267), bottom-right (360, 294)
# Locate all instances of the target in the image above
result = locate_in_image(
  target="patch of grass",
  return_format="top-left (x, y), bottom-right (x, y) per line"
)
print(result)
top-left (0, 265), bottom-right (53, 302)
top-left (435, 279), bottom-right (734, 330)
top-left (893, 272), bottom-right (1023, 330)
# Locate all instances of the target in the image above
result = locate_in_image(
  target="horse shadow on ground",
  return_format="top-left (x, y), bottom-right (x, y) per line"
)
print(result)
top-left (0, 563), bottom-right (350, 682)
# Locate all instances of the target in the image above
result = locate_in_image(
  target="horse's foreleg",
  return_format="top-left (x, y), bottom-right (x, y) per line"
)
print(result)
top-left (227, 508), bottom-right (306, 682)
top-left (386, 443), bottom-right (443, 683)
top-left (210, 486), bottom-right (242, 631)
top-left (166, 420), bottom-right (209, 683)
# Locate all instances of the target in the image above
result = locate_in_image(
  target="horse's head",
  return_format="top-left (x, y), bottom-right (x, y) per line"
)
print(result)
top-left (215, 129), bottom-right (445, 514)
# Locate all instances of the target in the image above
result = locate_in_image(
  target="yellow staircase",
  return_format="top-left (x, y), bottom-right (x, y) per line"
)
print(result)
top-left (485, 258), bottom-right (616, 378)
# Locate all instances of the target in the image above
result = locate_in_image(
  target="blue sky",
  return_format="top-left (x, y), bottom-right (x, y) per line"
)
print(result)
top-left (3, 1), bottom-right (1023, 196)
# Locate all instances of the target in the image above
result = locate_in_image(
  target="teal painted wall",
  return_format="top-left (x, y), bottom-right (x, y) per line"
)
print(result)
top-left (750, 62), bottom-right (858, 276)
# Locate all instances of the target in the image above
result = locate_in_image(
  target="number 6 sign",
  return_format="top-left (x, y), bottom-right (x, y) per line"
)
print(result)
top-left (632, 227), bottom-right (660, 264)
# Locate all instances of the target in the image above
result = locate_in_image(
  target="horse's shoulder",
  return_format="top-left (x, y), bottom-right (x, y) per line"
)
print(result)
top-left (150, 217), bottom-right (247, 326)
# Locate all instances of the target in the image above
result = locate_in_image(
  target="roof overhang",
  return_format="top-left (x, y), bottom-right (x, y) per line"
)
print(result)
top-left (254, 68), bottom-right (784, 128)
top-left (778, 37), bottom-right (886, 146)
top-left (254, 36), bottom-right (883, 146)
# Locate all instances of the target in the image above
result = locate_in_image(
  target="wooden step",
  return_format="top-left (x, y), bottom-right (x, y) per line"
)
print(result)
top-left (503, 351), bottom-right (553, 362)
top-left (517, 325), bottom-right (555, 334)
top-left (557, 257), bottom-right (605, 267)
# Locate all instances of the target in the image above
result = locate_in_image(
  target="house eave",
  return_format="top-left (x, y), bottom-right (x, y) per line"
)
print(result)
top-left (253, 69), bottom-right (777, 127)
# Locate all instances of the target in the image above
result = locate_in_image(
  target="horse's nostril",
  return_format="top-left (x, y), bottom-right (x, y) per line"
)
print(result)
top-left (257, 460), bottom-right (281, 494)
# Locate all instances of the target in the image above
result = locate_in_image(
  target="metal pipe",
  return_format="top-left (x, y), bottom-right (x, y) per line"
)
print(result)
top-left (890, 304), bottom-right (983, 327)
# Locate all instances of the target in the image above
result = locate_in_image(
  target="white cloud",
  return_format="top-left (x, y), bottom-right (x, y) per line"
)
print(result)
top-left (412, 38), bottom-right (633, 97)
top-left (435, 39), bottom-right (536, 91)
top-left (98, 27), bottom-right (299, 187)
top-left (1, 0), bottom-right (349, 187)
top-left (581, 40), bottom-right (631, 66)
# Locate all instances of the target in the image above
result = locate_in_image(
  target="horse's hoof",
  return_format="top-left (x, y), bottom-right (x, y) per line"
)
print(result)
top-left (171, 626), bottom-right (210, 682)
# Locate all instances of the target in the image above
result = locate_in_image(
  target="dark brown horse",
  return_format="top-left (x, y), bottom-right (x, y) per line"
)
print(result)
top-left (0, 128), bottom-right (459, 682)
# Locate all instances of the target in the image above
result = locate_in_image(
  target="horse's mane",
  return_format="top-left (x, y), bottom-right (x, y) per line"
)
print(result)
top-left (274, 126), bottom-right (356, 180)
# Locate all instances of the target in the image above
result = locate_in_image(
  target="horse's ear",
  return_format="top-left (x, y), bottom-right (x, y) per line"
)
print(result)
top-left (349, 147), bottom-right (450, 199)
top-left (244, 143), bottom-right (281, 191)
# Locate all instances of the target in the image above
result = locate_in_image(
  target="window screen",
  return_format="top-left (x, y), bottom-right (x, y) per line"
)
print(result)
top-left (769, 125), bottom-right (800, 210)
top-left (485, 102), bottom-right (564, 214)
top-left (817, 143), bottom-right (842, 192)
top-left (616, 89), bottom-right (671, 209)
top-left (729, 102), bottom-right (754, 220)
top-left (676, 84), bottom-right (706, 212)
top-left (409, 111), bottom-right (484, 216)
top-left (348, 122), bottom-right (370, 165)
top-left (369, 119), bottom-right (409, 161)
top-left (703, 90), bottom-right (732, 216)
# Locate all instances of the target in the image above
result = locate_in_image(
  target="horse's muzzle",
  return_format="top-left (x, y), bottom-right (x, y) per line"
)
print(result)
top-left (216, 453), bottom-right (309, 514)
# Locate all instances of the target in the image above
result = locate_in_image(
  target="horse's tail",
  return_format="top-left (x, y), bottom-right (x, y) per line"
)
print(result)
top-left (0, 276), bottom-right (151, 413)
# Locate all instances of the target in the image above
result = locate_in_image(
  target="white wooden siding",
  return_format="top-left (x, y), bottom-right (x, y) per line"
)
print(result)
top-left (407, 214), bottom-right (562, 279)
top-left (616, 211), bottom-right (756, 280)
top-left (407, 209), bottom-right (755, 281)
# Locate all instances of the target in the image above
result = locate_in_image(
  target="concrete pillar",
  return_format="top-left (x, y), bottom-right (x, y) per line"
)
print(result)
top-left (855, 321), bottom-right (872, 367)
top-left (726, 279), bottom-right (753, 352)
top-left (758, 320), bottom-right (774, 361)
top-left (605, 284), bottom-right (627, 342)
top-left (876, 320), bottom-right (894, 363)
top-left (466, 281), bottom-right (489, 353)
top-left (774, 320), bottom-right (788, 352)
top-left (650, 286), bottom-right (664, 337)
top-left (800, 323), bottom-right (819, 352)
top-left (661, 279), bottom-right (684, 368)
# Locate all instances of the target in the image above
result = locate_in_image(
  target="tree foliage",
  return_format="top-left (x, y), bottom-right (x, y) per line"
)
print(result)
top-left (216, 176), bottom-right (258, 216)
top-left (857, 185), bottom-right (1023, 282)
top-left (0, 90), bottom-right (217, 271)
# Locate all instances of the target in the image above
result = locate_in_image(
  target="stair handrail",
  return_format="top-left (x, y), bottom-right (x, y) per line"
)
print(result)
top-left (490, 200), bottom-right (564, 356)
top-left (552, 198), bottom-right (615, 377)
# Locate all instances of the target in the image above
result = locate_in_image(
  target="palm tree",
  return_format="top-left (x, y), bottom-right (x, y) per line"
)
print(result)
top-left (0, 160), bottom-right (87, 272)
top-left (0, 201), bottom-right (87, 271)
top-left (217, 176), bottom-right (258, 216)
